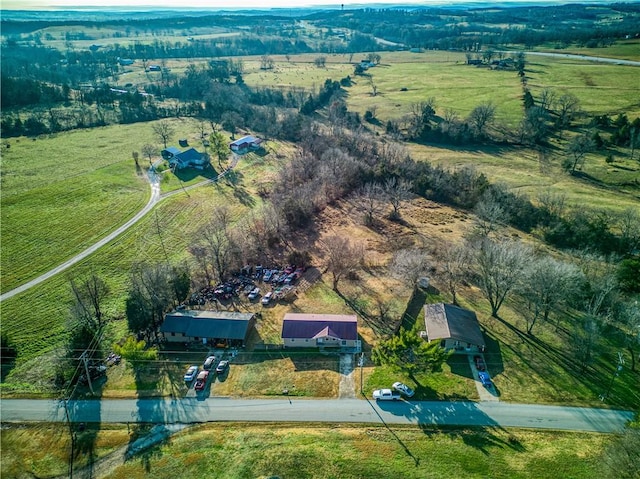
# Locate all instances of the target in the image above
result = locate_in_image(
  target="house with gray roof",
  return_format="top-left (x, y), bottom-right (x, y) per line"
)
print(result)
top-left (423, 303), bottom-right (485, 354)
top-left (160, 310), bottom-right (255, 347)
top-left (161, 147), bottom-right (209, 170)
top-left (281, 313), bottom-right (359, 350)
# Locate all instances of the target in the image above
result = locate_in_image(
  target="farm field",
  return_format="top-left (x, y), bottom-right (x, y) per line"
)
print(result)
top-left (536, 39), bottom-right (640, 62)
top-left (1, 422), bottom-right (610, 479)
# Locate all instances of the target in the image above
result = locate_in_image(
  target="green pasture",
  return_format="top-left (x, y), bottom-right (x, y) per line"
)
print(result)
top-left (407, 143), bottom-right (640, 214)
top-left (536, 39), bottom-right (640, 62)
top-left (0, 119), bottom-right (217, 293)
top-left (525, 58), bottom-right (640, 118)
top-left (0, 423), bottom-right (613, 479)
top-left (105, 424), bottom-right (608, 479)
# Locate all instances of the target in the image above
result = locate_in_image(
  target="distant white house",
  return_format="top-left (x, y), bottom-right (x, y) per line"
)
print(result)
top-left (229, 135), bottom-right (263, 152)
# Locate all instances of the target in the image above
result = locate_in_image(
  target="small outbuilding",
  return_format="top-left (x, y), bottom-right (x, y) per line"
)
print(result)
top-left (281, 313), bottom-right (360, 350)
top-left (423, 303), bottom-right (485, 353)
top-left (160, 310), bottom-right (255, 348)
top-left (229, 135), bottom-right (263, 152)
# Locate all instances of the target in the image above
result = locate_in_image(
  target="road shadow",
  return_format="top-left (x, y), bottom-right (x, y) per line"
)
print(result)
top-left (368, 397), bottom-right (525, 458)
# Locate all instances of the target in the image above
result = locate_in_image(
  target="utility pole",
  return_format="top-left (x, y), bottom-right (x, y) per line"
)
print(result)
top-left (358, 352), bottom-right (365, 395)
top-left (600, 351), bottom-right (624, 402)
top-left (80, 351), bottom-right (94, 395)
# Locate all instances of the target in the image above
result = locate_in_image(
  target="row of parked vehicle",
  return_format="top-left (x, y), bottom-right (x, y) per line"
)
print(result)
top-left (183, 355), bottom-right (230, 391)
top-left (372, 382), bottom-right (415, 401)
top-left (187, 264), bottom-right (305, 307)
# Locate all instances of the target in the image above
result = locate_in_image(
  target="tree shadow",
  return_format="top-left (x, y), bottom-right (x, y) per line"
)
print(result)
top-left (173, 164), bottom-right (218, 182)
top-left (400, 287), bottom-right (428, 332)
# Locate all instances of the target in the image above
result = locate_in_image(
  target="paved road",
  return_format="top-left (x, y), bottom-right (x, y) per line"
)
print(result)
top-left (0, 398), bottom-right (633, 433)
top-left (513, 51), bottom-right (640, 66)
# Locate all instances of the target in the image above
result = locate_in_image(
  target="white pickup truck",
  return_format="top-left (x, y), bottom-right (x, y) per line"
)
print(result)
top-left (373, 388), bottom-right (401, 401)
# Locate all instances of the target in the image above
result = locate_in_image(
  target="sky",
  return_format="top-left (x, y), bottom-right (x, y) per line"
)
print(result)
top-left (2, 0), bottom-right (581, 10)
top-left (1, 0), bottom-right (442, 9)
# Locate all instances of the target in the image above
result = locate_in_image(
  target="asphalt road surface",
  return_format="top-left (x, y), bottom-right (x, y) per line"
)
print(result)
top-left (0, 398), bottom-right (633, 433)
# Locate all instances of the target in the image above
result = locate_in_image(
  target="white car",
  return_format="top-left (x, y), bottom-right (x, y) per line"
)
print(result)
top-left (261, 291), bottom-right (274, 305)
top-left (392, 382), bottom-right (415, 398)
top-left (372, 389), bottom-right (401, 401)
top-left (183, 365), bottom-right (198, 382)
top-left (248, 287), bottom-right (260, 300)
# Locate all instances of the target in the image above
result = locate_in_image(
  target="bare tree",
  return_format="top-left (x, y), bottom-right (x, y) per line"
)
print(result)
top-left (389, 248), bottom-right (431, 289)
top-left (619, 301), bottom-right (640, 372)
top-left (467, 102), bottom-right (496, 137)
top-left (351, 182), bottom-right (384, 226)
top-left (539, 88), bottom-right (556, 112)
top-left (473, 192), bottom-right (509, 237)
top-left (322, 235), bottom-right (364, 291)
top-left (70, 273), bottom-right (110, 333)
top-left (616, 208), bottom-right (640, 254)
top-left (555, 93), bottom-right (580, 128)
top-left (564, 132), bottom-right (595, 174)
top-left (573, 314), bottom-right (602, 373)
top-left (473, 238), bottom-right (530, 317)
top-left (438, 243), bottom-right (471, 306)
top-left (368, 76), bottom-right (378, 97)
top-left (520, 256), bottom-right (584, 333)
top-left (382, 177), bottom-right (412, 220)
top-left (537, 189), bottom-right (567, 219)
top-left (602, 427), bottom-right (640, 479)
top-left (195, 207), bottom-right (240, 284)
top-left (317, 147), bottom-right (360, 204)
top-left (152, 120), bottom-right (174, 149)
top-left (141, 144), bottom-right (156, 164)
top-left (260, 55), bottom-right (275, 70)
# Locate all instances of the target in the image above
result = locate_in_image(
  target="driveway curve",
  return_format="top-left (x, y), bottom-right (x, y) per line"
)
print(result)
top-left (0, 157), bottom-right (238, 302)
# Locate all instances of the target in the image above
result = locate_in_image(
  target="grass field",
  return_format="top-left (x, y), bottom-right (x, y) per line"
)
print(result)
top-left (1, 423), bottom-right (130, 478)
top-left (0, 119), bottom-right (220, 293)
top-left (536, 39), bottom-right (640, 62)
top-left (1, 422), bottom-right (611, 479)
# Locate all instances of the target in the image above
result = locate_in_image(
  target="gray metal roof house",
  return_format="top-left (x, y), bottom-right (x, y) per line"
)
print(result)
top-left (423, 303), bottom-right (485, 353)
top-left (160, 310), bottom-right (255, 347)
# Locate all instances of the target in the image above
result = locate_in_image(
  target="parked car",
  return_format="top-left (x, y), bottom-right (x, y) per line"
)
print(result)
top-left (194, 370), bottom-right (210, 391)
top-left (263, 269), bottom-right (274, 282)
top-left (474, 355), bottom-right (486, 371)
top-left (203, 355), bottom-right (217, 370)
top-left (478, 371), bottom-right (493, 388)
top-left (216, 360), bottom-right (229, 374)
top-left (373, 389), bottom-right (401, 401)
top-left (261, 291), bottom-right (274, 305)
top-left (183, 365), bottom-right (199, 382)
top-left (248, 287), bottom-right (260, 300)
top-left (392, 382), bottom-right (415, 398)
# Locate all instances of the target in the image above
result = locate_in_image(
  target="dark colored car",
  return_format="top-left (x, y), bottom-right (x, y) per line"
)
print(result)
top-left (215, 360), bottom-right (229, 374)
top-left (474, 355), bottom-right (486, 371)
top-left (478, 371), bottom-right (493, 388)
